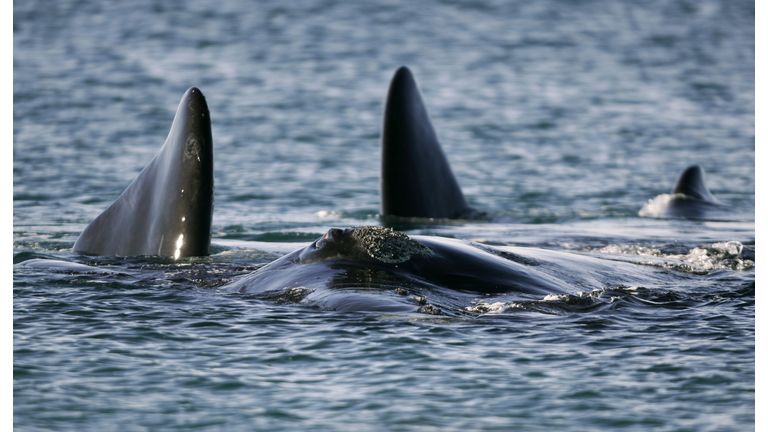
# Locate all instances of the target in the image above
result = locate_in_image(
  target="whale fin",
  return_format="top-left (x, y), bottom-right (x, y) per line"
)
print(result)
top-left (73, 87), bottom-right (214, 257)
top-left (657, 164), bottom-right (728, 219)
top-left (380, 66), bottom-right (471, 219)
top-left (671, 164), bottom-right (718, 202)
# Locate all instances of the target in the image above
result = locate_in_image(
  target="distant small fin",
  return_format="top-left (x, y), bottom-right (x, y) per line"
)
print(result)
top-left (380, 66), bottom-right (471, 219)
top-left (671, 164), bottom-right (718, 202)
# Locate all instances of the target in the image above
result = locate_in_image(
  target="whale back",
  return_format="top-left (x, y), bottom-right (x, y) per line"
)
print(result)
top-left (73, 87), bottom-right (214, 257)
top-left (671, 164), bottom-right (717, 202)
top-left (380, 66), bottom-right (471, 219)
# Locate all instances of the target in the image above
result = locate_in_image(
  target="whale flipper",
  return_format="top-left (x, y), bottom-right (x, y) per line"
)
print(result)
top-left (73, 87), bottom-right (214, 257)
top-left (381, 66), bottom-right (473, 219)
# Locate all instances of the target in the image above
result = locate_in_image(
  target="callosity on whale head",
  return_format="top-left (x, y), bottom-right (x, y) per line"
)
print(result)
top-left (380, 66), bottom-right (475, 220)
top-left (298, 226), bottom-right (434, 264)
top-left (73, 87), bottom-right (214, 257)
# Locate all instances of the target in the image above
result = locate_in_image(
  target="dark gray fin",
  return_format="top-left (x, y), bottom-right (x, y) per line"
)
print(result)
top-left (380, 66), bottom-right (471, 219)
top-left (73, 87), bottom-right (214, 257)
top-left (671, 164), bottom-right (718, 202)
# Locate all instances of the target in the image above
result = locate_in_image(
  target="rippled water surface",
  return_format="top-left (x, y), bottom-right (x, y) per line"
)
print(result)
top-left (14, 0), bottom-right (754, 430)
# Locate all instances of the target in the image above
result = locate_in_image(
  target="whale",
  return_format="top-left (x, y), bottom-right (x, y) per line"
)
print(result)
top-left (380, 66), bottom-right (482, 220)
top-left (657, 165), bottom-right (729, 219)
top-left (73, 87), bottom-right (214, 258)
top-left (221, 226), bottom-right (659, 315)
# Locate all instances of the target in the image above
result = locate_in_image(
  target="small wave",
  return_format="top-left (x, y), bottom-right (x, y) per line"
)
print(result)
top-left (247, 232), bottom-right (321, 242)
top-left (465, 301), bottom-right (517, 314)
top-left (316, 210), bottom-right (380, 220)
top-left (597, 244), bottom-right (664, 256)
top-left (13, 240), bottom-right (74, 253)
top-left (316, 210), bottom-right (344, 219)
top-left (467, 289), bottom-right (614, 315)
top-left (542, 294), bottom-right (569, 301)
top-left (13, 251), bottom-right (61, 264)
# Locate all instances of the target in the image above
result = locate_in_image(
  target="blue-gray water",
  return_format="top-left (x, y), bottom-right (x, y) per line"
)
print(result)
top-left (13, 0), bottom-right (755, 430)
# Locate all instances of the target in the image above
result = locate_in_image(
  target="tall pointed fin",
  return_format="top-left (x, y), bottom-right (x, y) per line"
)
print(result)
top-left (73, 87), bottom-right (214, 257)
top-left (380, 66), bottom-right (470, 219)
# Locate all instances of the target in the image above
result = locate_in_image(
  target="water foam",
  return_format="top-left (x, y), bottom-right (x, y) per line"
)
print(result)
top-left (465, 301), bottom-right (518, 314)
top-left (638, 193), bottom-right (684, 217)
top-left (597, 241), bottom-right (753, 273)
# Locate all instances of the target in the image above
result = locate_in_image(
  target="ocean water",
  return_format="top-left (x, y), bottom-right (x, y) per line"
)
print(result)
top-left (13, 0), bottom-right (755, 430)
